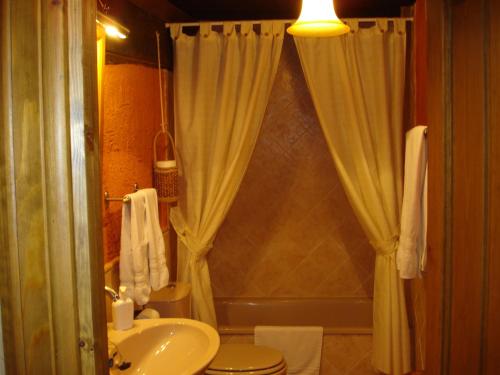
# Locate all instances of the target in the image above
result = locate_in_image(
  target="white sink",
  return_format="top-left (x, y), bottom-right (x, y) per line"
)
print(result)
top-left (107, 318), bottom-right (220, 375)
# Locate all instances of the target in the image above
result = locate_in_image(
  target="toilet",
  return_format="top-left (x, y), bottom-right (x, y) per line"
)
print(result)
top-left (205, 343), bottom-right (287, 375)
top-left (147, 283), bottom-right (287, 375)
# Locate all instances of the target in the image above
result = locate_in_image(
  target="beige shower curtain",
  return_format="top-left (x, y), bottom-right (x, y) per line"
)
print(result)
top-left (169, 21), bottom-right (284, 327)
top-left (294, 19), bottom-right (410, 374)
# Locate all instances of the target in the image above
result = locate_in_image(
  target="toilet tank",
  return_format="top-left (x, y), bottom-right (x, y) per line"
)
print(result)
top-left (146, 282), bottom-right (192, 318)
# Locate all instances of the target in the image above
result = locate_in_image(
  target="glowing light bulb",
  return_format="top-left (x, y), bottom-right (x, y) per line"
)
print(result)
top-left (96, 12), bottom-right (130, 40)
top-left (104, 24), bottom-right (127, 39)
top-left (287, 0), bottom-right (350, 37)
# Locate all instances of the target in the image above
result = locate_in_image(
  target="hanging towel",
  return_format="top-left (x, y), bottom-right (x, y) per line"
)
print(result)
top-left (143, 188), bottom-right (169, 290)
top-left (397, 125), bottom-right (428, 279)
top-left (254, 326), bottom-right (323, 375)
top-left (120, 189), bottom-right (170, 305)
top-left (120, 190), bottom-right (151, 305)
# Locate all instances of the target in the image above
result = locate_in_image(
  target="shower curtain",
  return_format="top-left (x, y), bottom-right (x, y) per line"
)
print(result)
top-left (294, 19), bottom-right (411, 374)
top-left (169, 21), bottom-right (284, 327)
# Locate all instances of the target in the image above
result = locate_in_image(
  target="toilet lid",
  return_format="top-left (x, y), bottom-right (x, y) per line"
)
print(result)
top-left (208, 344), bottom-right (285, 372)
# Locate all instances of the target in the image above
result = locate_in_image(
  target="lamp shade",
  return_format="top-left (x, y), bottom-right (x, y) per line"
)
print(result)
top-left (287, 0), bottom-right (350, 37)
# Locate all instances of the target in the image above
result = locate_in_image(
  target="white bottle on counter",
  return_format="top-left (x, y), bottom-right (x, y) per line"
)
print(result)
top-left (112, 286), bottom-right (134, 330)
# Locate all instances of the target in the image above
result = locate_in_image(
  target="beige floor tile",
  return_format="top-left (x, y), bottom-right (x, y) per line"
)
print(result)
top-left (347, 352), bottom-right (377, 375)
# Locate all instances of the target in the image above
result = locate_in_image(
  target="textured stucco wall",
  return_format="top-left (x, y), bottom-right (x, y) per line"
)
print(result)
top-left (101, 64), bottom-right (166, 263)
top-left (208, 36), bottom-right (375, 298)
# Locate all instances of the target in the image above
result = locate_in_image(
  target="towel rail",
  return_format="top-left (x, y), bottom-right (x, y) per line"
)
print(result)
top-left (104, 183), bottom-right (139, 204)
top-left (104, 192), bottom-right (132, 203)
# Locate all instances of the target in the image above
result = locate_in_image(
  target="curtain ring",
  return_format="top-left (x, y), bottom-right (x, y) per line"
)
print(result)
top-left (346, 19), bottom-right (359, 33)
top-left (395, 19), bottom-right (407, 35)
top-left (170, 24), bottom-right (182, 40)
top-left (223, 22), bottom-right (235, 36)
top-left (261, 21), bottom-right (272, 37)
top-left (376, 19), bottom-right (389, 32)
top-left (200, 23), bottom-right (211, 38)
top-left (241, 21), bottom-right (252, 36)
top-left (271, 21), bottom-right (284, 37)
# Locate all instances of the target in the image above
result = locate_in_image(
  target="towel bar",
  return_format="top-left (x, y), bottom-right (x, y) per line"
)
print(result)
top-left (104, 183), bottom-right (139, 204)
top-left (104, 192), bottom-right (132, 203)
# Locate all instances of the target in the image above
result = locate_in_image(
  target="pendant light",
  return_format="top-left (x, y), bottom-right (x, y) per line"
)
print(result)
top-left (287, 0), bottom-right (350, 37)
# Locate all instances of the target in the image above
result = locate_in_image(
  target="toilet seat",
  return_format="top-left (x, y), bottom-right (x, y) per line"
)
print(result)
top-left (205, 343), bottom-right (287, 375)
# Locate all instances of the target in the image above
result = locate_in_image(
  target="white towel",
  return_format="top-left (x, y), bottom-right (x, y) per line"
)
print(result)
top-left (120, 189), bottom-right (169, 305)
top-left (254, 326), bottom-right (323, 375)
top-left (120, 190), bottom-right (151, 305)
top-left (397, 125), bottom-right (428, 279)
top-left (143, 188), bottom-right (169, 290)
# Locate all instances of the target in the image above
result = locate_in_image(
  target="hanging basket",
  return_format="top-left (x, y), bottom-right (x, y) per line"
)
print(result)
top-left (153, 130), bottom-right (178, 203)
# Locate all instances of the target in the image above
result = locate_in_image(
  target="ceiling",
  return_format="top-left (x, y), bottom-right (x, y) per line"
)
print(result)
top-left (161, 0), bottom-right (415, 20)
top-left (102, 0), bottom-right (416, 67)
top-left (125, 0), bottom-right (416, 22)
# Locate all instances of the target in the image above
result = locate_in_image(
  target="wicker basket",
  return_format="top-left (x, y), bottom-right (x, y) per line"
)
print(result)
top-left (153, 130), bottom-right (178, 203)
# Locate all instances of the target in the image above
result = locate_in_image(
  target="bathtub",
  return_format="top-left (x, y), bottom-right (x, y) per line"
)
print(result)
top-left (214, 297), bottom-right (373, 335)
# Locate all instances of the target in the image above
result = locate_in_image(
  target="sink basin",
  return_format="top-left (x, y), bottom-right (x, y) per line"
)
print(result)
top-left (107, 318), bottom-right (220, 375)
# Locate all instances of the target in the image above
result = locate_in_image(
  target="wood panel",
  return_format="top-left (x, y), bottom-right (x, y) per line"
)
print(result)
top-left (425, 0), bottom-right (448, 373)
top-left (1, 0), bottom-right (107, 373)
top-left (449, 0), bottom-right (487, 373)
top-left (67, 0), bottom-right (108, 372)
top-left (40, 1), bottom-right (82, 373)
top-left (10, 0), bottom-right (55, 372)
top-left (426, 1), bottom-right (500, 373)
top-left (485, 1), bottom-right (500, 373)
top-left (415, 0), bottom-right (427, 125)
top-left (0, 0), bottom-right (25, 373)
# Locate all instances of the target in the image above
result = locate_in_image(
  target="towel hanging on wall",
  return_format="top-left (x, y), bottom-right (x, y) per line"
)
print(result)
top-left (120, 189), bottom-right (170, 305)
top-left (397, 125), bottom-right (428, 279)
top-left (255, 326), bottom-right (323, 375)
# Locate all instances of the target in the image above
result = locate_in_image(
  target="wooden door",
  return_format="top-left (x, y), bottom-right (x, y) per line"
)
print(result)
top-left (426, 0), bottom-right (500, 373)
top-left (0, 0), bottom-right (107, 373)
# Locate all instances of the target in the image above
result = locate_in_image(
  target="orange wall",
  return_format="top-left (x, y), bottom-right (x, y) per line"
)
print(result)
top-left (101, 64), bottom-right (165, 263)
top-left (208, 36), bottom-right (374, 299)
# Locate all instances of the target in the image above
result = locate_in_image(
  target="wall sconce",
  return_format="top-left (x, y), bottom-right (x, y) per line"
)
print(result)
top-left (97, 11), bottom-right (130, 40)
top-left (287, 0), bottom-right (350, 37)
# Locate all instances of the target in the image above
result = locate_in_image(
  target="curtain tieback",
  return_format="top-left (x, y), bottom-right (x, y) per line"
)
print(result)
top-left (371, 235), bottom-right (399, 256)
top-left (179, 235), bottom-right (213, 263)
top-left (170, 214), bottom-right (213, 262)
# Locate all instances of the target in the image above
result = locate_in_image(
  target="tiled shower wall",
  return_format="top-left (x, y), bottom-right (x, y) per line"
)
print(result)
top-left (208, 35), bottom-right (375, 299)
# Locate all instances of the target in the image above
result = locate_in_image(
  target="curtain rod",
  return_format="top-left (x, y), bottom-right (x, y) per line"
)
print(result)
top-left (165, 17), bottom-right (413, 29)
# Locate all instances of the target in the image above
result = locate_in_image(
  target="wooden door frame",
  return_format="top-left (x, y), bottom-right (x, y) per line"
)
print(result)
top-left (1, 0), bottom-right (107, 373)
top-left (426, 0), bottom-right (500, 373)
top-left (425, 0), bottom-right (451, 373)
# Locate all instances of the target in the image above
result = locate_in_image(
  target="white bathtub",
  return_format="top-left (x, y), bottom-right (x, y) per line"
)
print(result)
top-left (214, 297), bottom-right (373, 335)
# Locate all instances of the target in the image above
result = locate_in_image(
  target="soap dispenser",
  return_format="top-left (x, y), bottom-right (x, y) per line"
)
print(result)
top-left (112, 286), bottom-right (134, 330)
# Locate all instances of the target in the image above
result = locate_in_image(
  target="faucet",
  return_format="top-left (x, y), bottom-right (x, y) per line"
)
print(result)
top-left (104, 286), bottom-right (119, 302)
top-left (105, 286), bottom-right (133, 370)
top-left (108, 341), bottom-right (131, 371)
